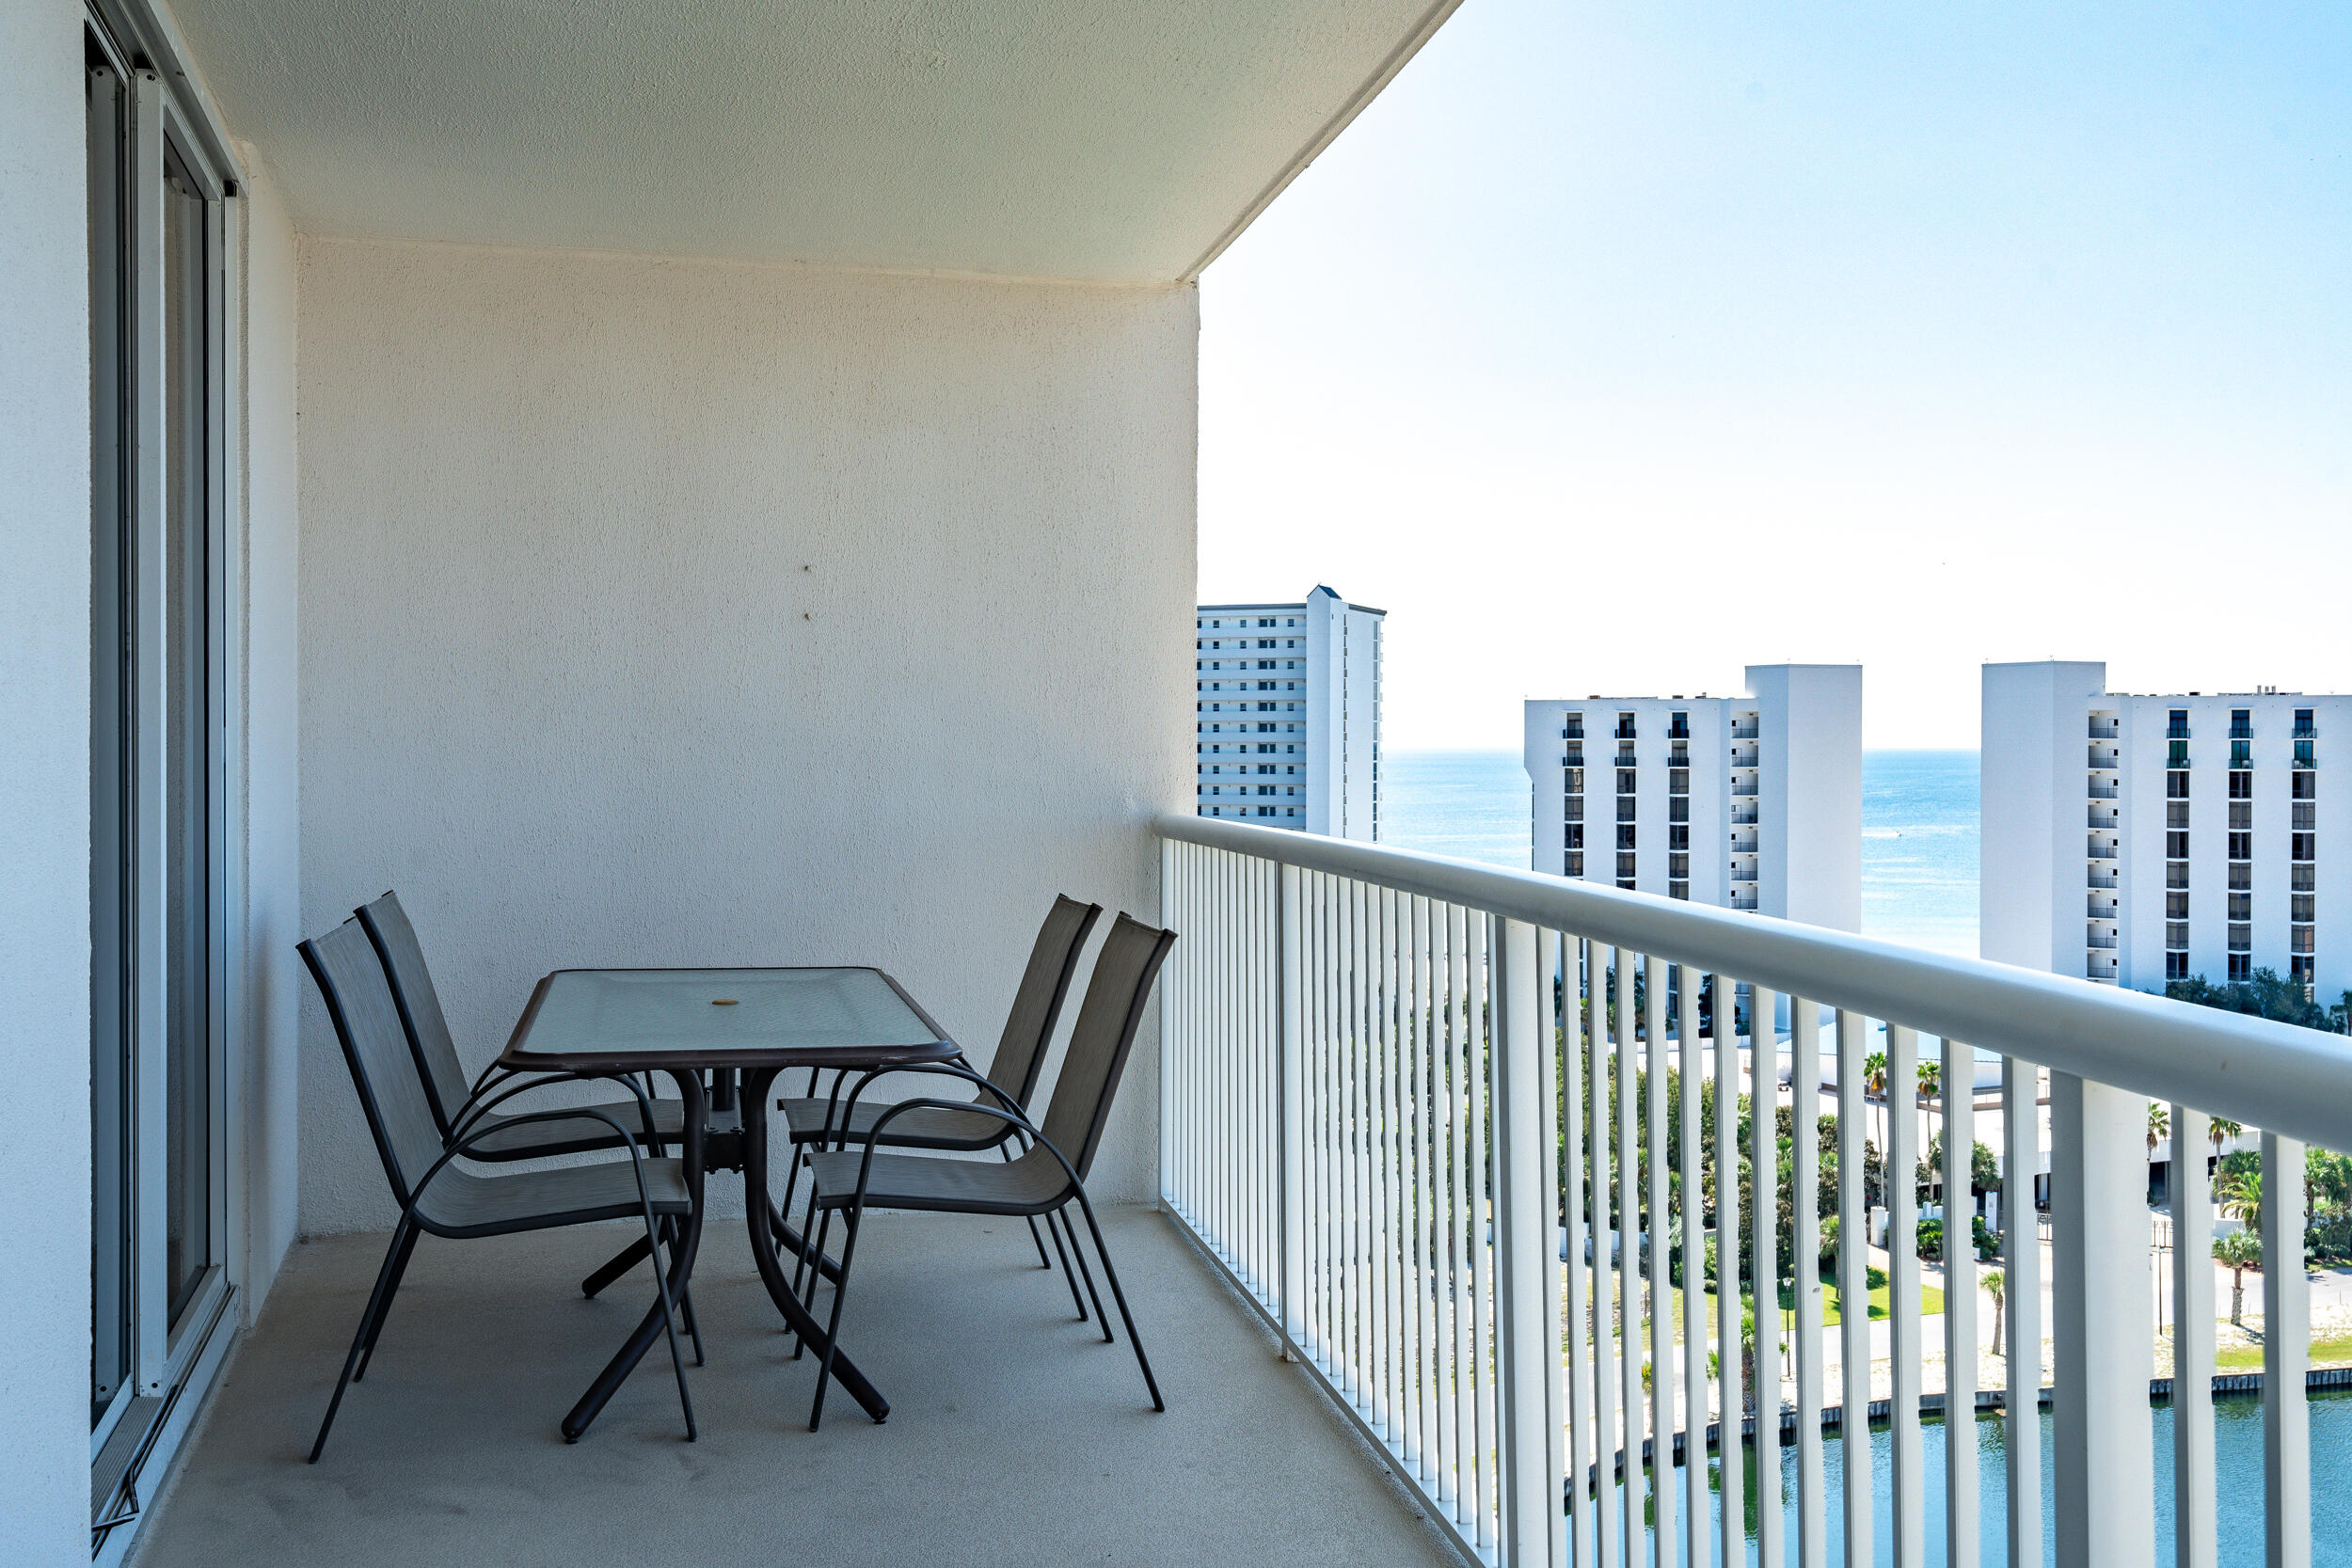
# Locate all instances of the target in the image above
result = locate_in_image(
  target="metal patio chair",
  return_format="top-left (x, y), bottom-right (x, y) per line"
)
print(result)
top-left (359, 890), bottom-right (702, 1313)
top-left (776, 895), bottom-right (1101, 1296)
top-left (358, 891), bottom-right (685, 1159)
top-left (796, 912), bottom-right (1176, 1430)
top-left (299, 917), bottom-right (697, 1459)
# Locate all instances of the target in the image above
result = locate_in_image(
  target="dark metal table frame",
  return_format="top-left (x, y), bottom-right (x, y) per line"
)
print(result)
top-left (493, 966), bottom-right (960, 1440)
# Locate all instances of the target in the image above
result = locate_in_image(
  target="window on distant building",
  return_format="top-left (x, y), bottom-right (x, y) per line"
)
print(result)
top-left (2168, 801), bottom-right (2189, 829)
top-left (2167, 892), bottom-right (2189, 919)
top-left (2169, 709), bottom-right (2190, 739)
top-left (2169, 770), bottom-right (2191, 800)
top-left (2229, 954), bottom-right (2252, 981)
top-left (2230, 892), bottom-right (2252, 922)
top-left (1616, 824), bottom-right (1637, 849)
top-left (2168, 952), bottom-right (2191, 980)
top-left (2231, 863), bottom-right (2253, 890)
top-left (2229, 832), bottom-right (2253, 861)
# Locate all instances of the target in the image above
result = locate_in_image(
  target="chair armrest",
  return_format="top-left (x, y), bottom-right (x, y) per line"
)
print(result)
top-left (822, 1061), bottom-right (1025, 1152)
top-left (845, 1098), bottom-right (1082, 1213)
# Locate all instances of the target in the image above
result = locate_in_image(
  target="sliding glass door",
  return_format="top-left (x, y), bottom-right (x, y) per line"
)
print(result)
top-left (87, 10), bottom-right (230, 1449)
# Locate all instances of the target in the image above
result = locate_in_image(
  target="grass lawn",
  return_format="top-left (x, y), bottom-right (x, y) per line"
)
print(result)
top-left (2214, 1333), bottom-right (2352, 1373)
top-left (1658, 1276), bottom-right (1946, 1340)
top-left (1771, 1273), bottom-right (1947, 1329)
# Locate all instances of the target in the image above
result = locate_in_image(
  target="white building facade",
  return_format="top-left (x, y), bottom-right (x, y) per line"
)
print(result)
top-left (1983, 661), bottom-right (2347, 997)
top-left (1195, 587), bottom-right (1383, 839)
top-left (1521, 664), bottom-right (1862, 928)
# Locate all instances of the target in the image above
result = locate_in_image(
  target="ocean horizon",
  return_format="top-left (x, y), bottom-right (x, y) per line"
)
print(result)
top-left (1380, 748), bottom-right (1979, 958)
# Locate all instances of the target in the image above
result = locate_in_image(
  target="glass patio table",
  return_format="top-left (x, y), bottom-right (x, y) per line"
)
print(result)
top-left (496, 966), bottom-right (961, 1439)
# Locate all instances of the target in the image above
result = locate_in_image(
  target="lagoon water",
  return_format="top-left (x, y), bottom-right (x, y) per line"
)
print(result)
top-left (1613, 1390), bottom-right (2352, 1565)
top-left (1382, 749), bottom-right (1981, 958)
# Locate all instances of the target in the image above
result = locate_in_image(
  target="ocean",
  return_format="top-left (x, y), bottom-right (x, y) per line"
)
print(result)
top-left (1381, 748), bottom-right (1980, 958)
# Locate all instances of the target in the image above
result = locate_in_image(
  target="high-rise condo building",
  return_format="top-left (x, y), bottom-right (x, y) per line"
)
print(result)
top-left (1982, 661), bottom-right (2345, 996)
top-left (1521, 664), bottom-right (1863, 928)
top-left (1195, 586), bottom-right (1384, 839)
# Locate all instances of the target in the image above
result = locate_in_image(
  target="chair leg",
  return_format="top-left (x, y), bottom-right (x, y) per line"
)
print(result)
top-left (665, 1217), bottom-right (705, 1368)
top-left (790, 1207), bottom-right (834, 1361)
top-left (1057, 1207), bottom-right (1112, 1342)
top-left (310, 1219), bottom-right (416, 1463)
top-left (1041, 1202), bottom-right (1089, 1323)
top-left (808, 1206), bottom-right (867, 1433)
top-left (776, 1141), bottom-right (806, 1249)
top-left (580, 1232), bottom-right (653, 1298)
top-left (1072, 1193), bottom-right (1165, 1413)
top-left (642, 1212), bottom-right (697, 1442)
top-left (352, 1221), bottom-right (421, 1382)
top-left (997, 1144), bottom-right (1053, 1269)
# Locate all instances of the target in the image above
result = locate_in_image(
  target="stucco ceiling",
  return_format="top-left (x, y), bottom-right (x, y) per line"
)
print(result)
top-left (169, 0), bottom-right (1459, 283)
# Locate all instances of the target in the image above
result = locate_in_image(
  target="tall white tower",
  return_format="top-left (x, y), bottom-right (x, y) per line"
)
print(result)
top-left (1522, 663), bottom-right (1862, 928)
top-left (1984, 661), bottom-right (2345, 997)
top-left (1195, 586), bottom-right (1383, 839)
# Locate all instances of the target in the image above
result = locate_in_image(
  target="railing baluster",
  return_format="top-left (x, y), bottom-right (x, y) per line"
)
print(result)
top-left (1791, 996), bottom-right (1826, 1568)
top-left (1386, 886), bottom-right (1406, 1447)
top-left (1470, 912), bottom-right (1497, 1550)
top-left (1751, 984), bottom-right (1785, 1568)
top-left (1836, 1008), bottom-right (1871, 1568)
top-left (1679, 966), bottom-right (1708, 1565)
top-left (1452, 901), bottom-right (1476, 1530)
top-left (1619, 949), bottom-right (1644, 1562)
top-left (2003, 1055), bottom-right (2042, 1567)
top-left (1375, 882), bottom-right (1391, 1433)
top-left (1591, 943), bottom-right (1620, 1568)
top-left (1494, 915), bottom-right (1558, 1564)
top-left (2170, 1104), bottom-right (2215, 1568)
top-left (1409, 895), bottom-right (1432, 1484)
top-left (2262, 1130), bottom-right (2310, 1568)
top-left (2049, 1072), bottom-right (2154, 1566)
top-left (1279, 862), bottom-right (1304, 1356)
top-left (1645, 954), bottom-right (1675, 1568)
top-left (1715, 974), bottom-right (1744, 1568)
top-left (1563, 936), bottom-right (1592, 1568)
top-left (1887, 1023), bottom-right (1923, 1568)
top-left (1941, 1033), bottom-right (1979, 1568)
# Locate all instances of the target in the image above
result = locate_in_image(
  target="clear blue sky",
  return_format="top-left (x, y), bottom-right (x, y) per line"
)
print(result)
top-left (1200, 1), bottom-right (2352, 750)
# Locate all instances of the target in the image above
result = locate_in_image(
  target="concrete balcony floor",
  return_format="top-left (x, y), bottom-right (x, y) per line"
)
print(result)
top-left (134, 1207), bottom-right (1457, 1566)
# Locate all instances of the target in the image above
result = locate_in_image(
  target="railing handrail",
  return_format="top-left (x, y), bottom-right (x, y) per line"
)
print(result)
top-left (1154, 812), bottom-right (2352, 1150)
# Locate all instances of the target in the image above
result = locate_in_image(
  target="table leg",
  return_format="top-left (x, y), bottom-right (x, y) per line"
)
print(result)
top-left (741, 1068), bottom-right (892, 1422)
top-left (562, 1069), bottom-right (708, 1442)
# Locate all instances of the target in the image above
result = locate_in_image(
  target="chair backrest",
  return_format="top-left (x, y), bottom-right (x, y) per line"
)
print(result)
top-left (982, 895), bottom-right (1103, 1108)
top-left (300, 917), bottom-right (450, 1209)
top-left (355, 891), bottom-right (471, 1136)
top-left (1037, 912), bottom-right (1177, 1180)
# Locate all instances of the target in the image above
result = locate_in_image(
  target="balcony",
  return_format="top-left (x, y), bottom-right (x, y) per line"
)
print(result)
top-left (1161, 816), bottom-right (2352, 1567)
top-left (2088, 783), bottom-right (2119, 800)
top-left (1730, 782), bottom-right (1759, 798)
top-left (2088, 838), bottom-right (2118, 860)
top-left (1729, 749), bottom-right (1759, 768)
top-left (137, 1214), bottom-right (1454, 1567)
top-left (1730, 808), bottom-right (1758, 826)
top-left (2087, 898), bottom-right (2117, 918)
top-left (2087, 931), bottom-right (2118, 949)
top-left (1731, 724), bottom-right (1760, 740)
top-left (2087, 873), bottom-right (2119, 889)
top-left (2087, 809), bottom-right (2117, 829)
top-left (2089, 748), bottom-right (2121, 769)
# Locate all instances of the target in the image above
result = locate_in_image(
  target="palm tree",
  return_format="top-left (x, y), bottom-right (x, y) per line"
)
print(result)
top-left (2210, 1117), bottom-right (2242, 1162)
top-left (1982, 1268), bottom-right (2007, 1356)
top-left (2148, 1101), bottom-right (2170, 1161)
top-left (2221, 1169), bottom-right (2264, 1237)
top-left (2215, 1231), bottom-right (2262, 1325)
top-left (1864, 1050), bottom-right (1890, 1152)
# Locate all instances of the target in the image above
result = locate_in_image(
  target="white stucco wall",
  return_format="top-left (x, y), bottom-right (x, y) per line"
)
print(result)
top-left (238, 151), bottom-right (303, 1312)
top-left (296, 239), bottom-right (1197, 1233)
top-left (0, 3), bottom-right (95, 1561)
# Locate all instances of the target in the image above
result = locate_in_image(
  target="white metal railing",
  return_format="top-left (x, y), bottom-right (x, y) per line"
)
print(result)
top-left (1155, 815), bottom-right (2352, 1568)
